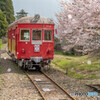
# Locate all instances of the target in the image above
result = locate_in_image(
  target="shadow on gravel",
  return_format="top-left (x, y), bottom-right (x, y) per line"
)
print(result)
top-left (0, 50), bottom-right (6, 54)
top-left (0, 57), bottom-right (25, 75)
top-left (0, 57), bottom-right (44, 75)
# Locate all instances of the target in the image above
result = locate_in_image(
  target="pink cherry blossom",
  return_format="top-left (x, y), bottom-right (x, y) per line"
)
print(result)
top-left (56, 0), bottom-right (100, 53)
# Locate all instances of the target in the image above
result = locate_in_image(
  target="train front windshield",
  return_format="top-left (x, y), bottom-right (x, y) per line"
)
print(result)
top-left (20, 29), bottom-right (53, 41)
top-left (32, 29), bottom-right (52, 41)
top-left (20, 29), bottom-right (30, 41)
top-left (44, 30), bottom-right (52, 41)
top-left (32, 30), bottom-right (42, 41)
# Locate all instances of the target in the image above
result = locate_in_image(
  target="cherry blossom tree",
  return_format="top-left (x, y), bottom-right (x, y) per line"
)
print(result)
top-left (56, 0), bottom-right (100, 53)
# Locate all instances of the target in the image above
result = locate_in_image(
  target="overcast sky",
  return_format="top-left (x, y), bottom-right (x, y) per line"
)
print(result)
top-left (12, 0), bottom-right (63, 20)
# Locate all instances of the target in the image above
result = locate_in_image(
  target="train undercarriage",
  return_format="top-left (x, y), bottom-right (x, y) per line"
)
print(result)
top-left (8, 52), bottom-right (51, 71)
top-left (17, 58), bottom-right (51, 71)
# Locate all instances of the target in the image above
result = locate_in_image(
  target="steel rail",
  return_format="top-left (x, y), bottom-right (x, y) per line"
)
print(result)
top-left (24, 71), bottom-right (47, 100)
top-left (41, 71), bottom-right (76, 100)
top-left (25, 70), bottom-right (76, 100)
top-left (86, 84), bottom-right (100, 92)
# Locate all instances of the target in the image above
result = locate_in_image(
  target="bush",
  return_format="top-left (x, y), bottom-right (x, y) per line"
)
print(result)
top-left (63, 51), bottom-right (72, 55)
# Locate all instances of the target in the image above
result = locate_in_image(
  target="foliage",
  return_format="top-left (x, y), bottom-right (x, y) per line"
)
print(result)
top-left (54, 37), bottom-right (62, 51)
top-left (90, 47), bottom-right (100, 57)
top-left (0, 10), bottom-right (8, 38)
top-left (16, 9), bottom-right (28, 19)
top-left (52, 54), bottom-right (100, 79)
top-left (56, 0), bottom-right (100, 53)
top-left (54, 51), bottom-right (82, 56)
top-left (63, 51), bottom-right (74, 56)
top-left (0, 0), bottom-right (15, 24)
top-left (0, 39), bottom-right (6, 48)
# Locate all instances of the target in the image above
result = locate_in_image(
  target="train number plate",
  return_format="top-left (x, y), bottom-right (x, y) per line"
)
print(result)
top-left (34, 45), bottom-right (40, 52)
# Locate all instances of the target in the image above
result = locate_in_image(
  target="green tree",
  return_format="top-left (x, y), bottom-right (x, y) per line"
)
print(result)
top-left (0, 0), bottom-right (15, 24)
top-left (0, 10), bottom-right (8, 38)
top-left (16, 9), bottom-right (28, 19)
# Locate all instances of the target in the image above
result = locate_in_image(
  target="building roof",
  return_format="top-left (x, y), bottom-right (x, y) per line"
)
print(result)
top-left (8, 15), bottom-right (54, 28)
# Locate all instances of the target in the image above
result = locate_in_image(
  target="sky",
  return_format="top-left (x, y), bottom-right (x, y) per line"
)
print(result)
top-left (12, 0), bottom-right (62, 20)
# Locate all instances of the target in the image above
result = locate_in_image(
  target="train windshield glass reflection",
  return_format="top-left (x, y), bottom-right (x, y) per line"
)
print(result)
top-left (20, 29), bottom-right (30, 41)
top-left (32, 30), bottom-right (42, 41)
top-left (44, 30), bottom-right (52, 41)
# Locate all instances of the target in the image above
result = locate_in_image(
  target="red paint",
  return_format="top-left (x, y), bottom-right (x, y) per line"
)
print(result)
top-left (8, 23), bottom-right (55, 60)
top-left (55, 29), bottom-right (58, 34)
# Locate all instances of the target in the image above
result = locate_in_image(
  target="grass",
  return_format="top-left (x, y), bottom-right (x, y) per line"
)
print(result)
top-left (0, 39), bottom-right (6, 49)
top-left (52, 51), bottom-right (100, 79)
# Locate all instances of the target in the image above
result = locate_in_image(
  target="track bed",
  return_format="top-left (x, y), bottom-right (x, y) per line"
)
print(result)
top-left (25, 71), bottom-right (75, 100)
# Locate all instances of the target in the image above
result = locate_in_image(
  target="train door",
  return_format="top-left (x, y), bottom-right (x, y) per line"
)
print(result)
top-left (8, 31), bottom-right (11, 52)
top-left (12, 30), bottom-right (16, 54)
top-left (15, 32), bottom-right (18, 57)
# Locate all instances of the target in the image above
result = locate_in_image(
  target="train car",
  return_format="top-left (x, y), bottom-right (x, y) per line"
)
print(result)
top-left (8, 14), bottom-right (55, 70)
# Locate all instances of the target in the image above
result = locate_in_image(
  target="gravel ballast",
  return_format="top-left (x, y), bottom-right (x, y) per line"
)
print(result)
top-left (44, 65), bottom-right (100, 100)
top-left (0, 52), bottom-right (41, 100)
top-left (0, 46), bottom-right (99, 100)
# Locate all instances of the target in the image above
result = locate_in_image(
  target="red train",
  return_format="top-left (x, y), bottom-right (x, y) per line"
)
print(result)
top-left (8, 14), bottom-right (55, 70)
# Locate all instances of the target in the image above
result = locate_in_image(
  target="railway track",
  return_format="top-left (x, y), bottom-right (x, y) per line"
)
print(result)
top-left (24, 70), bottom-right (76, 100)
top-left (86, 84), bottom-right (100, 93)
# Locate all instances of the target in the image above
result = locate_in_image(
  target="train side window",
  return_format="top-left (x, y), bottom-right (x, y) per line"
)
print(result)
top-left (44, 30), bottom-right (52, 41)
top-left (20, 29), bottom-right (30, 41)
top-left (32, 30), bottom-right (42, 41)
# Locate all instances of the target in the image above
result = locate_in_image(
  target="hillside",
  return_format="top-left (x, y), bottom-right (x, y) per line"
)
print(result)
top-left (52, 52), bottom-right (100, 79)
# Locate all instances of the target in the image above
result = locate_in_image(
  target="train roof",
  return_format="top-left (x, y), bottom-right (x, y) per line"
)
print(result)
top-left (8, 15), bottom-right (54, 28)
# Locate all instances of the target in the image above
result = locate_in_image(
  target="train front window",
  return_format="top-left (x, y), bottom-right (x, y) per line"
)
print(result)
top-left (32, 30), bottom-right (42, 41)
top-left (20, 29), bottom-right (30, 41)
top-left (44, 30), bottom-right (52, 41)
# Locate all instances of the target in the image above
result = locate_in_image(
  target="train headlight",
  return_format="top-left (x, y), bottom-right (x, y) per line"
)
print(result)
top-left (47, 49), bottom-right (52, 54)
